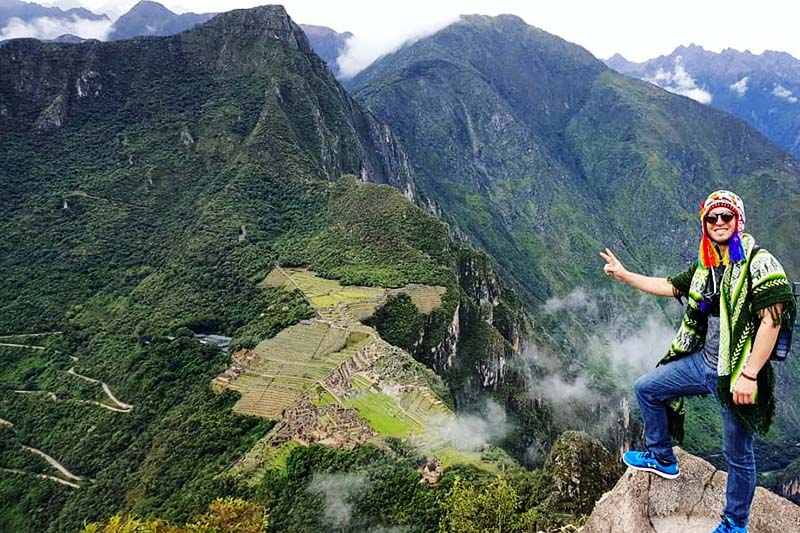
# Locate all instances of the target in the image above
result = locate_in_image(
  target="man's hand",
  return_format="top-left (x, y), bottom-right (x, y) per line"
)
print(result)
top-left (733, 375), bottom-right (757, 405)
top-left (599, 248), bottom-right (629, 282)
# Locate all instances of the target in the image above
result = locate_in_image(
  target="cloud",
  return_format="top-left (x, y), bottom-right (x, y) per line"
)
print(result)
top-left (729, 76), bottom-right (749, 96)
top-left (543, 287), bottom-right (599, 317)
top-left (511, 343), bottom-right (593, 405)
top-left (307, 473), bottom-right (368, 529)
top-left (336, 13), bottom-right (459, 79)
top-left (0, 15), bottom-right (112, 41)
top-left (772, 84), bottom-right (798, 103)
top-left (644, 56), bottom-right (713, 104)
top-left (425, 400), bottom-right (509, 451)
top-left (600, 316), bottom-right (674, 380)
top-left (512, 288), bottom-right (674, 407)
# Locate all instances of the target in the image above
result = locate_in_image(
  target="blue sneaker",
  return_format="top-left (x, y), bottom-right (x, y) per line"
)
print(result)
top-left (622, 450), bottom-right (679, 479)
top-left (710, 514), bottom-right (748, 533)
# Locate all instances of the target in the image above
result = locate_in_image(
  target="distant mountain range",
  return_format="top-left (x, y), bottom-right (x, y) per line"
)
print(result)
top-left (0, 0), bottom-right (107, 27)
top-left (105, 0), bottom-right (216, 40)
top-left (606, 44), bottom-right (800, 159)
top-left (299, 23), bottom-right (352, 78)
top-left (0, 0), bottom-right (109, 40)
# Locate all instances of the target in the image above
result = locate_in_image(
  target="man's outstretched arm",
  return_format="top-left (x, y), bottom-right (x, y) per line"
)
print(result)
top-left (599, 248), bottom-right (675, 297)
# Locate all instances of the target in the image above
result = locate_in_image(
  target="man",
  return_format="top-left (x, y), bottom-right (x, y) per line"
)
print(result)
top-left (600, 190), bottom-right (795, 533)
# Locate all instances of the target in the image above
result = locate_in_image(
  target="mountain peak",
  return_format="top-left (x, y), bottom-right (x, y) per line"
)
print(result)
top-left (458, 13), bottom-right (530, 30)
top-left (127, 1), bottom-right (173, 14)
top-left (191, 5), bottom-right (312, 54)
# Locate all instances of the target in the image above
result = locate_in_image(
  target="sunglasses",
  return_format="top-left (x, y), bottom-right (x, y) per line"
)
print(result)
top-left (703, 212), bottom-right (735, 224)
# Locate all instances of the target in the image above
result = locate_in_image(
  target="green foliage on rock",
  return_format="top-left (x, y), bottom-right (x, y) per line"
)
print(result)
top-left (366, 293), bottom-right (425, 351)
top-left (438, 477), bottom-right (536, 533)
top-left (544, 431), bottom-right (620, 514)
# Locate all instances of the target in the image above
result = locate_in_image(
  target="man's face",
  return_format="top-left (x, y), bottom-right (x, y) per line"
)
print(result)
top-left (704, 208), bottom-right (736, 244)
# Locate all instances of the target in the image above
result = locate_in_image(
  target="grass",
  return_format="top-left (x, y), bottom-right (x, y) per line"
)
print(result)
top-left (284, 268), bottom-right (385, 309)
top-left (344, 388), bottom-right (424, 437)
top-left (432, 447), bottom-right (505, 473)
top-left (392, 285), bottom-right (447, 314)
top-left (227, 440), bottom-right (303, 485)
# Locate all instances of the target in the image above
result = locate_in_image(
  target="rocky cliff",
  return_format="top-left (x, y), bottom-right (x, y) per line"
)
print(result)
top-left (582, 448), bottom-right (800, 533)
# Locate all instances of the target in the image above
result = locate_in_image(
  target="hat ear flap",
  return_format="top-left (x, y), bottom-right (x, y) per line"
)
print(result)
top-left (699, 234), bottom-right (719, 267)
top-left (729, 231), bottom-right (746, 263)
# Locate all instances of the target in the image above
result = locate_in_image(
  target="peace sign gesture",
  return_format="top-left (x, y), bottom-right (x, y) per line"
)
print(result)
top-left (599, 248), bottom-right (629, 282)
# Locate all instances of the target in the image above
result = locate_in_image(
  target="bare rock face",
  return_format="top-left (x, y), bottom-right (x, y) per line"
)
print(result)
top-left (581, 448), bottom-right (800, 533)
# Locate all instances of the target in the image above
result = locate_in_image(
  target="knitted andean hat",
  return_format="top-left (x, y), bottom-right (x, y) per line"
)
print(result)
top-left (698, 190), bottom-right (746, 267)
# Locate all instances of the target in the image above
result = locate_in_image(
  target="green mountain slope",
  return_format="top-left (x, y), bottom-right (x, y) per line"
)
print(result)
top-left (349, 14), bottom-right (800, 466)
top-left (351, 15), bottom-right (800, 300)
top-left (0, 7), bottom-right (527, 531)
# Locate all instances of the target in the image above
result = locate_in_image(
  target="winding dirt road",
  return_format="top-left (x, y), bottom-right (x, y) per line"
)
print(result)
top-left (66, 367), bottom-right (133, 411)
top-left (0, 468), bottom-right (80, 490)
top-left (14, 390), bottom-right (58, 401)
top-left (21, 446), bottom-right (81, 481)
top-left (0, 342), bottom-right (45, 350)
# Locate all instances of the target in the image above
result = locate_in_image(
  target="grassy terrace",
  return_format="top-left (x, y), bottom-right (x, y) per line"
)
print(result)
top-left (343, 376), bottom-right (425, 437)
top-left (223, 324), bottom-right (374, 418)
top-left (262, 267), bottom-right (446, 321)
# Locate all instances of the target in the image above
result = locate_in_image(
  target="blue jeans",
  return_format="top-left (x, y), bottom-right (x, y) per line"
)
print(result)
top-left (634, 351), bottom-right (756, 526)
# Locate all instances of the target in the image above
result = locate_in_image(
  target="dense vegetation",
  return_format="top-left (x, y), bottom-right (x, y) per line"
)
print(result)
top-left (85, 437), bottom-right (598, 533)
top-left (0, 7), bottom-right (537, 530)
top-left (4, 5), bottom-right (800, 531)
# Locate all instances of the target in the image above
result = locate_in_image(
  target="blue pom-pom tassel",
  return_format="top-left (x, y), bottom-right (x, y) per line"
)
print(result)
top-left (729, 232), bottom-right (746, 263)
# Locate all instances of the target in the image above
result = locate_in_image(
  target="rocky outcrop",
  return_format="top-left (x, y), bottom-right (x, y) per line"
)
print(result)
top-left (582, 448), bottom-right (800, 533)
top-left (546, 431), bottom-right (620, 515)
top-left (33, 93), bottom-right (67, 130)
top-left (429, 302), bottom-right (460, 373)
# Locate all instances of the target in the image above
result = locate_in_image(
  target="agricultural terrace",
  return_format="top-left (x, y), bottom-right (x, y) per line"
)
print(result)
top-left (220, 268), bottom-right (448, 419)
top-left (262, 266), bottom-right (446, 321)
top-left (219, 323), bottom-right (373, 418)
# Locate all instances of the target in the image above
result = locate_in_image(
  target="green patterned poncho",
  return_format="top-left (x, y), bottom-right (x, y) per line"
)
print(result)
top-left (662, 233), bottom-right (796, 439)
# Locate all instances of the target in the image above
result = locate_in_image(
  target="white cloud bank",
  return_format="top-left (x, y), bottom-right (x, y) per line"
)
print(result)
top-left (336, 14), bottom-right (459, 79)
top-left (772, 83), bottom-right (798, 103)
top-left (0, 15), bottom-right (112, 41)
top-left (644, 56), bottom-right (713, 104)
top-left (729, 76), bottom-right (749, 96)
top-left (425, 400), bottom-right (509, 451)
top-left (307, 473), bottom-right (367, 530)
top-left (543, 287), bottom-right (599, 316)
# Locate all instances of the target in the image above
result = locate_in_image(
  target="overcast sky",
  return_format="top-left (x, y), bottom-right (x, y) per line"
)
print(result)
top-left (32, 1), bottom-right (800, 65)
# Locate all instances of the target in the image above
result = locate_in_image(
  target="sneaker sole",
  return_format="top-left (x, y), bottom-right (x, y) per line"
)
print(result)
top-left (623, 459), bottom-right (680, 480)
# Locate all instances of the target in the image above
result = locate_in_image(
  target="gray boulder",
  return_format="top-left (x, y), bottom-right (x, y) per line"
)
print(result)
top-left (582, 448), bottom-right (800, 533)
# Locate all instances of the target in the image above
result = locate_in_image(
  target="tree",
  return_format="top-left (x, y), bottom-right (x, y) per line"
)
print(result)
top-left (438, 477), bottom-right (535, 533)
